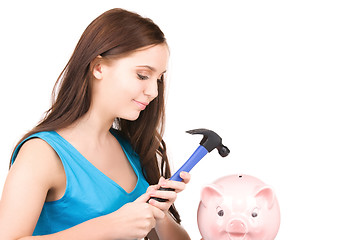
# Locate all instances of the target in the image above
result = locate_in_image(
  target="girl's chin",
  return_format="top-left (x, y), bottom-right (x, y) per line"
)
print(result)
top-left (119, 111), bottom-right (142, 121)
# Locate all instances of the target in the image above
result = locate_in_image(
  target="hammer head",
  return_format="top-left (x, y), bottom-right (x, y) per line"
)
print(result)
top-left (186, 128), bottom-right (230, 157)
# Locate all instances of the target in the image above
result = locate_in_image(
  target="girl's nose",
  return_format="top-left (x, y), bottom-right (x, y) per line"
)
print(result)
top-left (144, 78), bottom-right (159, 100)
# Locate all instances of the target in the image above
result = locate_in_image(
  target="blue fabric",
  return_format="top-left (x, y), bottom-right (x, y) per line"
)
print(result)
top-left (11, 129), bottom-right (149, 235)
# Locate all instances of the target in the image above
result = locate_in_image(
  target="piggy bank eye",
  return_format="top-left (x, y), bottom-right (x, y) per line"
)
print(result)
top-left (216, 206), bottom-right (224, 217)
top-left (251, 208), bottom-right (259, 218)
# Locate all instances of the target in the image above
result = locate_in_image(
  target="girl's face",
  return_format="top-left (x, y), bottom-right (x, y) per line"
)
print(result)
top-left (93, 43), bottom-right (169, 121)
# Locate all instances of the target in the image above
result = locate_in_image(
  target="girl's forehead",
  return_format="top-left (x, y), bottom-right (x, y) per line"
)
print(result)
top-left (130, 44), bottom-right (169, 60)
top-left (119, 44), bottom-right (169, 71)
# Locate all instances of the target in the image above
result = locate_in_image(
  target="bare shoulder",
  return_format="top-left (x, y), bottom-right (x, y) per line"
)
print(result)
top-left (0, 138), bottom-right (64, 237)
top-left (11, 137), bottom-right (63, 187)
top-left (16, 137), bottom-right (58, 159)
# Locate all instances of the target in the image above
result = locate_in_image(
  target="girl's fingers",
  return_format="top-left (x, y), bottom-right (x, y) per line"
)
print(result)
top-left (148, 198), bottom-right (172, 211)
top-left (148, 190), bottom-right (176, 211)
top-left (147, 173), bottom-right (192, 211)
top-left (146, 184), bottom-right (160, 195)
top-left (158, 172), bottom-right (191, 193)
top-left (159, 180), bottom-right (185, 193)
top-left (150, 189), bottom-right (177, 203)
top-left (180, 171), bottom-right (191, 184)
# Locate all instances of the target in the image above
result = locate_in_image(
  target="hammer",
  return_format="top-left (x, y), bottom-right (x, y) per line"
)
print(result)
top-left (151, 128), bottom-right (230, 202)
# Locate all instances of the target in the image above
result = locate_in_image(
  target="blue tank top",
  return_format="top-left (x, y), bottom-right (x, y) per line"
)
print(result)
top-left (11, 129), bottom-right (150, 235)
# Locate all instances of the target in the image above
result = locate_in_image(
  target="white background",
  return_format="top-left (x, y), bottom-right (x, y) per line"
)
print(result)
top-left (1, 0), bottom-right (359, 239)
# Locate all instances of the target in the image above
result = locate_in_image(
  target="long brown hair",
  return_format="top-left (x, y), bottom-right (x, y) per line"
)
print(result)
top-left (10, 8), bottom-right (181, 225)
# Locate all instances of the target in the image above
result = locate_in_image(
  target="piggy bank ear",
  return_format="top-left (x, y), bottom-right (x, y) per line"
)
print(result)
top-left (255, 186), bottom-right (276, 209)
top-left (200, 184), bottom-right (223, 208)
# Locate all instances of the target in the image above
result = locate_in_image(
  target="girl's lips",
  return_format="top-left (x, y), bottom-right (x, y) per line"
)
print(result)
top-left (133, 100), bottom-right (149, 110)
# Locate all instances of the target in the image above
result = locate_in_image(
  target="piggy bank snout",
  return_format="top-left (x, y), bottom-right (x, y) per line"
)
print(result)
top-left (227, 219), bottom-right (247, 234)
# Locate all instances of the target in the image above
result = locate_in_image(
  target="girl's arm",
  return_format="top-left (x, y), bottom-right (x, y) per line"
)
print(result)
top-left (0, 139), bottom-right (164, 240)
top-left (0, 139), bottom-right (59, 239)
top-left (18, 194), bottom-right (164, 240)
top-left (147, 172), bottom-right (191, 240)
top-left (153, 211), bottom-right (191, 240)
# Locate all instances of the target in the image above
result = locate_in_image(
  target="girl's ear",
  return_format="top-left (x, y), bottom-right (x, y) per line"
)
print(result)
top-left (91, 56), bottom-right (103, 80)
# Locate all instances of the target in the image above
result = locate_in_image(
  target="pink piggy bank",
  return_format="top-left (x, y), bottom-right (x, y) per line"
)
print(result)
top-left (197, 174), bottom-right (280, 240)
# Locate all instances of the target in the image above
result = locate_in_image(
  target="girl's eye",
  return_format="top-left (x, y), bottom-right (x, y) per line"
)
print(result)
top-left (137, 73), bottom-right (149, 80)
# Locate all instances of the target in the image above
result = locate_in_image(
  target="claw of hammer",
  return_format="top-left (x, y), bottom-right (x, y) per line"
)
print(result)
top-left (186, 128), bottom-right (230, 157)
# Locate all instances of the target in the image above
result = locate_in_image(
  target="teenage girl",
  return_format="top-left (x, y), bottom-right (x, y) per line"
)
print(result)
top-left (0, 8), bottom-right (191, 240)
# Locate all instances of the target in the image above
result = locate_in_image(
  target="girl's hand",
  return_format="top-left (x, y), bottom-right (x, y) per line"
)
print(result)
top-left (147, 171), bottom-right (191, 212)
top-left (105, 192), bottom-right (165, 239)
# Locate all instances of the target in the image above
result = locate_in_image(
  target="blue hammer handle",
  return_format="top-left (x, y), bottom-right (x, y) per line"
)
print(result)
top-left (170, 145), bottom-right (209, 181)
top-left (150, 145), bottom-right (208, 202)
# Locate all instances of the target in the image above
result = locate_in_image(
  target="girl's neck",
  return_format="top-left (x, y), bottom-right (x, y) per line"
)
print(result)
top-left (57, 107), bottom-right (115, 147)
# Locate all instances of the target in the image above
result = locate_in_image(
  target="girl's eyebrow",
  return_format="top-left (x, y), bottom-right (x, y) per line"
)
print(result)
top-left (136, 65), bottom-right (167, 74)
